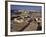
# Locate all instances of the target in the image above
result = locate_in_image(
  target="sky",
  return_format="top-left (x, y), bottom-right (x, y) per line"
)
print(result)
top-left (11, 5), bottom-right (42, 11)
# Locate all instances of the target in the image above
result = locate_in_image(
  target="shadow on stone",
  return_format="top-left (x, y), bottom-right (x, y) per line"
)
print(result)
top-left (37, 23), bottom-right (42, 30)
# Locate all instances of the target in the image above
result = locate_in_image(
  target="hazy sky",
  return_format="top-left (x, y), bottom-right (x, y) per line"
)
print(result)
top-left (11, 5), bottom-right (41, 11)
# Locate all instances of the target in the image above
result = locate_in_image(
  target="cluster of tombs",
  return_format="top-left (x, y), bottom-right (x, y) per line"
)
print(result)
top-left (11, 10), bottom-right (42, 31)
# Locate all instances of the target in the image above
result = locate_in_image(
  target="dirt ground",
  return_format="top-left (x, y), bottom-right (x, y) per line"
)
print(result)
top-left (11, 12), bottom-right (42, 32)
